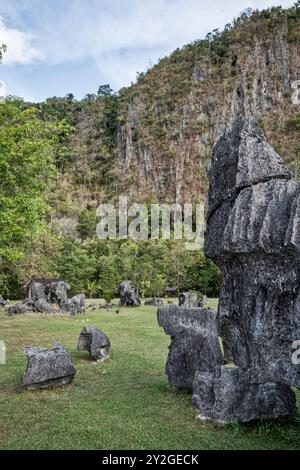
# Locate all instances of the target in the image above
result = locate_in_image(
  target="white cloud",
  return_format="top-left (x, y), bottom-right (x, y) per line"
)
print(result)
top-left (0, 0), bottom-right (297, 96)
top-left (0, 16), bottom-right (43, 65)
top-left (26, 0), bottom-right (295, 88)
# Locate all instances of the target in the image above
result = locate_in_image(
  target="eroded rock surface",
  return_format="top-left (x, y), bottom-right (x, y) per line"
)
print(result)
top-left (193, 366), bottom-right (297, 423)
top-left (119, 280), bottom-right (141, 307)
top-left (178, 292), bottom-right (198, 309)
top-left (30, 280), bottom-right (70, 306)
top-left (77, 325), bottom-right (110, 361)
top-left (193, 115), bottom-right (300, 422)
top-left (22, 343), bottom-right (76, 389)
top-left (61, 294), bottom-right (86, 315)
top-left (157, 304), bottom-right (223, 389)
top-left (145, 298), bottom-right (164, 306)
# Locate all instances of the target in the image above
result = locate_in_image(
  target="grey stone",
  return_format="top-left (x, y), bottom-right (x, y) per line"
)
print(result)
top-left (77, 325), bottom-right (110, 361)
top-left (179, 292), bottom-right (198, 308)
top-left (144, 298), bottom-right (164, 306)
top-left (197, 115), bottom-right (300, 422)
top-left (157, 304), bottom-right (223, 389)
top-left (119, 280), bottom-right (141, 307)
top-left (0, 295), bottom-right (7, 307)
top-left (34, 299), bottom-right (55, 314)
top-left (193, 366), bottom-right (297, 423)
top-left (198, 295), bottom-right (208, 308)
top-left (22, 343), bottom-right (76, 389)
top-left (30, 280), bottom-right (70, 306)
top-left (7, 302), bottom-right (32, 316)
top-left (60, 294), bottom-right (86, 315)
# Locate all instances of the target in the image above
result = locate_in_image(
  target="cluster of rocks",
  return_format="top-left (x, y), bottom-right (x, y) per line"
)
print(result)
top-left (28, 279), bottom-right (70, 306)
top-left (144, 298), bottom-right (164, 306)
top-left (158, 116), bottom-right (300, 423)
top-left (178, 292), bottom-right (207, 308)
top-left (22, 325), bottom-right (110, 389)
top-left (119, 280), bottom-right (141, 307)
top-left (7, 280), bottom-right (86, 316)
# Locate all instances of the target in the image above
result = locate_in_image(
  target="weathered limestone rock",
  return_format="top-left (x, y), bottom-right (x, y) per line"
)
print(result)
top-left (145, 298), bottom-right (164, 306)
top-left (195, 115), bottom-right (300, 422)
top-left (119, 280), bottom-right (141, 307)
top-left (30, 279), bottom-right (70, 306)
top-left (178, 292), bottom-right (198, 308)
top-left (77, 325), bottom-right (110, 361)
top-left (193, 366), bottom-right (297, 423)
top-left (8, 302), bottom-right (32, 316)
top-left (7, 298), bottom-right (55, 315)
top-left (34, 299), bottom-right (55, 314)
top-left (22, 343), bottom-right (76, 389)
top-left (198, 295), bottom-right (208, 308)
top-left (60, 294), bottom-right (86, 315)
top-left (157, 305), bottom-right (223, 389)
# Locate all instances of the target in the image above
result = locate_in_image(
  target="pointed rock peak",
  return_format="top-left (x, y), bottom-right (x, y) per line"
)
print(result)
top-left (208, 115), bottom-right (293, 218)
top-left (234, 115), bottom-right (293, 187)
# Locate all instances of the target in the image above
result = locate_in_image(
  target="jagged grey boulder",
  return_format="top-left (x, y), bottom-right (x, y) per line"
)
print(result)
top-left (198, 295), bottom-right (208, 308)
top-left (22, 343), bottom-right (76, 389)
top-left (30, 279), bottom-right (70, 306)
top-left (8, 302), bottom-right (33, 316)
top-left (0, 295), bottom-right (6, 307)
top-left (178, 292), bottom-right (198, 308)
top-left (145, 298), bottom-right (164, 306)
top-left (193, 366), bottom-right (296, 423)
top-left (34, 299), bottom-right (55, 314)
top-left (196, 115), bottom-right (300, 422)
top-left (77, 325), bottom-right (110, 361)
top-left (157, 304), bottom-right (223, 389)
top-left (60, 294), bottom-right (86, 315)
top-left (119, 280), bottom-right (141, 307)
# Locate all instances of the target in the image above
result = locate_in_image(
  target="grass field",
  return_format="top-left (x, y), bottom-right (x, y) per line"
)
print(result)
top-left (0, 298), bottom-right (299, 450)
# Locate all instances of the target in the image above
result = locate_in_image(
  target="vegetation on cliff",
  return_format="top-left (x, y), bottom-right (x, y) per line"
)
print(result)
top-left (3, 4), bottom-right (300, 297)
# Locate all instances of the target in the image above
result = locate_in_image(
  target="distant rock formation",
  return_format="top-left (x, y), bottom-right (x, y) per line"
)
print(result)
top-left (178, 292), bottom-right (198, 309)
top-left (60, 294), bottom-right (86, 315)
top-left (119, 280), bottom-right (141, 307)
top-left (27, 279), bottom-right (70, 306)
top-left (144, 298), bottom-right (164, 306)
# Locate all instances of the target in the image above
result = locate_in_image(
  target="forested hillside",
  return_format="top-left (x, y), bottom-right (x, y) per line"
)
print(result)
top-left (2, 3), bottom-right (300, 298)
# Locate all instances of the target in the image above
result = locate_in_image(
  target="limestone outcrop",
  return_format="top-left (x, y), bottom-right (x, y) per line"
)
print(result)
top-left (77, 325), bottom-right (110, 361)
top-left (178, 292), bottom-right (198, 309)
top-left (157, 304), bottom-right (223, 389)
top-left (159, 115), bottom-right (300, 422)
top-left (22, 343), bottom-right (76, 389)
top-left (119, 280), bottom-right (141, 307)
top-left (193, 115), bottom-right (300, 422)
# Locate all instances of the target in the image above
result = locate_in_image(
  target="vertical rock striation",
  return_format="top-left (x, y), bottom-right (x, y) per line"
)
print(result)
top-left (192, 115), bottom-right (300, 422)
top-left (157, 304), bottom-right (222, 389)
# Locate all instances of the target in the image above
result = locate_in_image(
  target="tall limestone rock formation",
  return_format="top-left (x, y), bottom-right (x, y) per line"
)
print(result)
top-left (193, 115), bottom-right (300, 422)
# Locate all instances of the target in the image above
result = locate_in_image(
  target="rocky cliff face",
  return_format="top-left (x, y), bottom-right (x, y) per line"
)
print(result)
top-left (114, 7), bottom-right (300, 204)
top-left (45, 6), bottom-right (300, 233)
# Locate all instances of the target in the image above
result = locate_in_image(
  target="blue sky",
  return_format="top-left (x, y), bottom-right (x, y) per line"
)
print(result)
top-left (0, 0), bottom-right (296, 102)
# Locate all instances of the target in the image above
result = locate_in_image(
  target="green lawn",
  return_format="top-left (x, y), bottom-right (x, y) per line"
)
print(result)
top-left (0, 298), bottom-right (299, 450)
